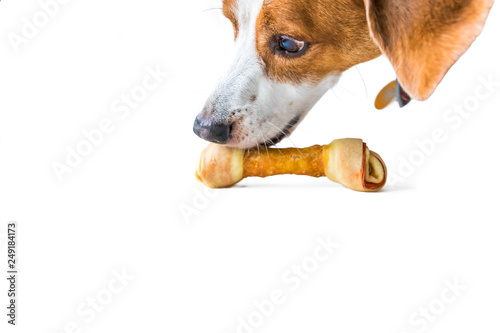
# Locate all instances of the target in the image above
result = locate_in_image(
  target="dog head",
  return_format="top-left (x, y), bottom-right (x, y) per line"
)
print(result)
top-left (194, 0), bottom-right (493, 148)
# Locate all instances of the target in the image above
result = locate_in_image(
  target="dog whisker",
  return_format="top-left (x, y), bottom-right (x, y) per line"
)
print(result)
top-left (355, 65), bottom-right (368, 99)
top-left (329, 87), bottom-right (340, 99)
top-left (262, 122), bottom-right (286, 156)
top-left (258, 129), bottom-right (272, 165)
top-left (332, 84), bottom-right (357, 97)
top-left (202, 7), bottom-right (223, 13)
top-left (255, 138), bottom-right (260, 156)
top-left (266, 121), bottom-right (303, 156)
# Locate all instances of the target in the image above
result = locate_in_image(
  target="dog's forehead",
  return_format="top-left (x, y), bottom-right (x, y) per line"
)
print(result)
top-left (224, 0), bottom-right (264, 24)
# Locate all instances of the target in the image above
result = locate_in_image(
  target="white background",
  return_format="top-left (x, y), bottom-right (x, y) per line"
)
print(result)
top-left (1, 0), bottom-right (499, 332)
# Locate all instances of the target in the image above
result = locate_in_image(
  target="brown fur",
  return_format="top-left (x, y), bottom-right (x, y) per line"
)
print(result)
top-left (364, 0), bottom-right (494, 99)
top-left (223, 0), bottom-right (239, 39)
top-left (223, 0), bottom-right (494, 100)
top-left (256, 0), bottom-right (381, 85)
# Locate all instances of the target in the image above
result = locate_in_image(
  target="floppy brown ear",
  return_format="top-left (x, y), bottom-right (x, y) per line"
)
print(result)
top-left (364, 0), bottom-right (494, 100)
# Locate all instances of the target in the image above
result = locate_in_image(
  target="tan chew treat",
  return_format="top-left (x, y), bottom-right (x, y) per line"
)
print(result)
top-left (243, 145), bottom-right (325, 178)
top-left (196, 138), bottom-right (387, 192)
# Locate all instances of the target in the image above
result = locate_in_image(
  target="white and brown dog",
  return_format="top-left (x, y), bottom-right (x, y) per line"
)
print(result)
top-left (193, 0), bottom-right (494, 148)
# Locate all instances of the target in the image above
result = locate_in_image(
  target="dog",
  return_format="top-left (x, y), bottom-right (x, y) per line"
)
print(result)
top-left (193, 0), bottom-right (494, 149)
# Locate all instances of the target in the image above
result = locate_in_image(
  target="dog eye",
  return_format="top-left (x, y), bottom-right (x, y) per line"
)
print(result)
top-left (279, 36), bottom-right (304, 52)
top-left (272, 35), bottom-right (309, 57)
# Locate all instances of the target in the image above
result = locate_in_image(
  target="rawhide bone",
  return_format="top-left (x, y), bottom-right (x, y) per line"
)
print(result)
top-left (196, 139), bottom-right (387, 192)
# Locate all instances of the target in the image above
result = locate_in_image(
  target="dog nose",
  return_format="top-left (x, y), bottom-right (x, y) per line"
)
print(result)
top-left (193, 115), bottom-right (232, 144)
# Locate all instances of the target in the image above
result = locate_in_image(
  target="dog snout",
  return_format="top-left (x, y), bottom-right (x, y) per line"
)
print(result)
top-left (193, 114), bottom-right (232, 144)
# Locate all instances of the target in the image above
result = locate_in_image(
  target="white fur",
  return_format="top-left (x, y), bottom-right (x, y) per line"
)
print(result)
top-left (201, 0), bottom-right (340, 148)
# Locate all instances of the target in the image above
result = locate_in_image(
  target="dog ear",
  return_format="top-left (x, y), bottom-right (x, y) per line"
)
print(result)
top-left (363, 0), bottom-right (493, 100)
